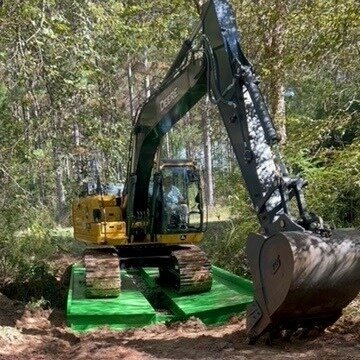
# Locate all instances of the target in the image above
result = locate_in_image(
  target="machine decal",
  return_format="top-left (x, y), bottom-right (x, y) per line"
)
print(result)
top-left (159, 87), bottom-right (179, 113)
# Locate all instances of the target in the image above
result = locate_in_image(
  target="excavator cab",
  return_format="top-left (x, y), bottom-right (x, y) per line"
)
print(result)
top-left (156, 160), bottom-right (204, 234)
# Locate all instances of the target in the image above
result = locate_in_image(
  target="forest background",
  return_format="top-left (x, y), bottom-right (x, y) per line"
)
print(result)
top-left (0, 0), bottom-right (359, 284)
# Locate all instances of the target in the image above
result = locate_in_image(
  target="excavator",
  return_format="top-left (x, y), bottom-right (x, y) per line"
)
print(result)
top-left (72, 0), bottom-right (360, 342)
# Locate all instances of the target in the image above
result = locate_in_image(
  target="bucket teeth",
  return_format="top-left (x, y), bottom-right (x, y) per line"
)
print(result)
top-left (84, 248), bottom-right (121, 298)
top-left (159, 245), bottom-right (212, 294)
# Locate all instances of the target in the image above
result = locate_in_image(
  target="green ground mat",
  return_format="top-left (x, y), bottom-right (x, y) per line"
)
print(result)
top-left (67, 265), bottom-right (253, 331)
top-left (67, 266), bottom-right (157, 331)
top-left (139, 266), bottom-right (253, 326)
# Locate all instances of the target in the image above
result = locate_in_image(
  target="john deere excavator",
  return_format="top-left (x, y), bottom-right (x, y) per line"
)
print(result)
top-left (72, 0), bottom-right (360, 342)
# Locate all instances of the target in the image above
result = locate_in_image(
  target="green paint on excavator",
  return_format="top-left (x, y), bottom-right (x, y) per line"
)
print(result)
top-left (66, 265), bottom-right (253, 332)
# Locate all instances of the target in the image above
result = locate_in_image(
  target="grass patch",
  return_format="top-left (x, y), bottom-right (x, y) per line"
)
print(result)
top-left (50, 227), bottom-right (85, 255)
top-left (202, 219), bottom-right (254, 279)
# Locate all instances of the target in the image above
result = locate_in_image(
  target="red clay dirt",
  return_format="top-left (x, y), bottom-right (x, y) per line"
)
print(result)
top-left (0, 291), bottom-right (359, 360)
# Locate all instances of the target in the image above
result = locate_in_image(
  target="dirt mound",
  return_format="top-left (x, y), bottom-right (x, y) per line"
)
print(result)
top-left (0, 293), bottom-right (26, 327)
top-left (0, 298), bottom-right (358, 360)
top-left (328, 296), bottom-right (360, 342)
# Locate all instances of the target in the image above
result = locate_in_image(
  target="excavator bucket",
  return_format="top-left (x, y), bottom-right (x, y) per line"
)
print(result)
top-left (246, 228), bottom-right (360, 341)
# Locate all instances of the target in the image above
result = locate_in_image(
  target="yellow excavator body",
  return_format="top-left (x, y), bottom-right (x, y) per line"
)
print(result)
top-left (72, 194), bottom-right (203, 247)
top-left (72, 195), bottom-right (127, 246)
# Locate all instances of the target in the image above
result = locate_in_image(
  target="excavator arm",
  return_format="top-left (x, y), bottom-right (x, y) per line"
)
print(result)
top-left (128, 0), bottom-right (320, 236)
top-left (127, 0), bottom-right (360, 341)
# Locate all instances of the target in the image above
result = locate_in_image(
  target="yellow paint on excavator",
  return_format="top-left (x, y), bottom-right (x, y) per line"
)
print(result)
top-left (72, 195), bottom-right (127, 246)
top-left (72, 194), bottom-right (203, 247)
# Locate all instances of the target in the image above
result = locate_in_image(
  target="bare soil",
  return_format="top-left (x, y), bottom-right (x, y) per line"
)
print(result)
top-left (0, 254), bottom-right (359, 360)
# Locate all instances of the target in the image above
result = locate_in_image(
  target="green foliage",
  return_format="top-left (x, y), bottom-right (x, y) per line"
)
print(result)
top-left (50, 227), bottom-right (85, 255)
top-left (203, 219), bottom-right (254, 278)
top-left (0, 204), bottom-right (54, 285)
top-left (0, 0), bottom-right (359, 283)
top-left (285, 116), bottom-right (360, 228)
top-left (202, 170), bottom-right (259, 277)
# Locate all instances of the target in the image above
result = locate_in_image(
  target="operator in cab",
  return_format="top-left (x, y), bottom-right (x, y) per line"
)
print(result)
top-left (163, 175), bottom-right (188, 229)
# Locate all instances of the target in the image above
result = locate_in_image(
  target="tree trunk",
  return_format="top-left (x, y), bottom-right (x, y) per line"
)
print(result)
top-left (143, 50), bottom-right (151, 99)
top-left (54, 144), bottom-right (67, 224)
top-left (73, 122), bottom-right (84, 186)
top-left (202, 97), bottom-right (214, 207)
top-left (127, 57), bottom-right (136, 119)
top-left (185, 112), bottom-right (194, 159)
top-left (50, 106), bottom-right (67, 224)
top-left (260, 0), bottom-right (288, 145)
top-left (273, 84), bottom-right (286, 144)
